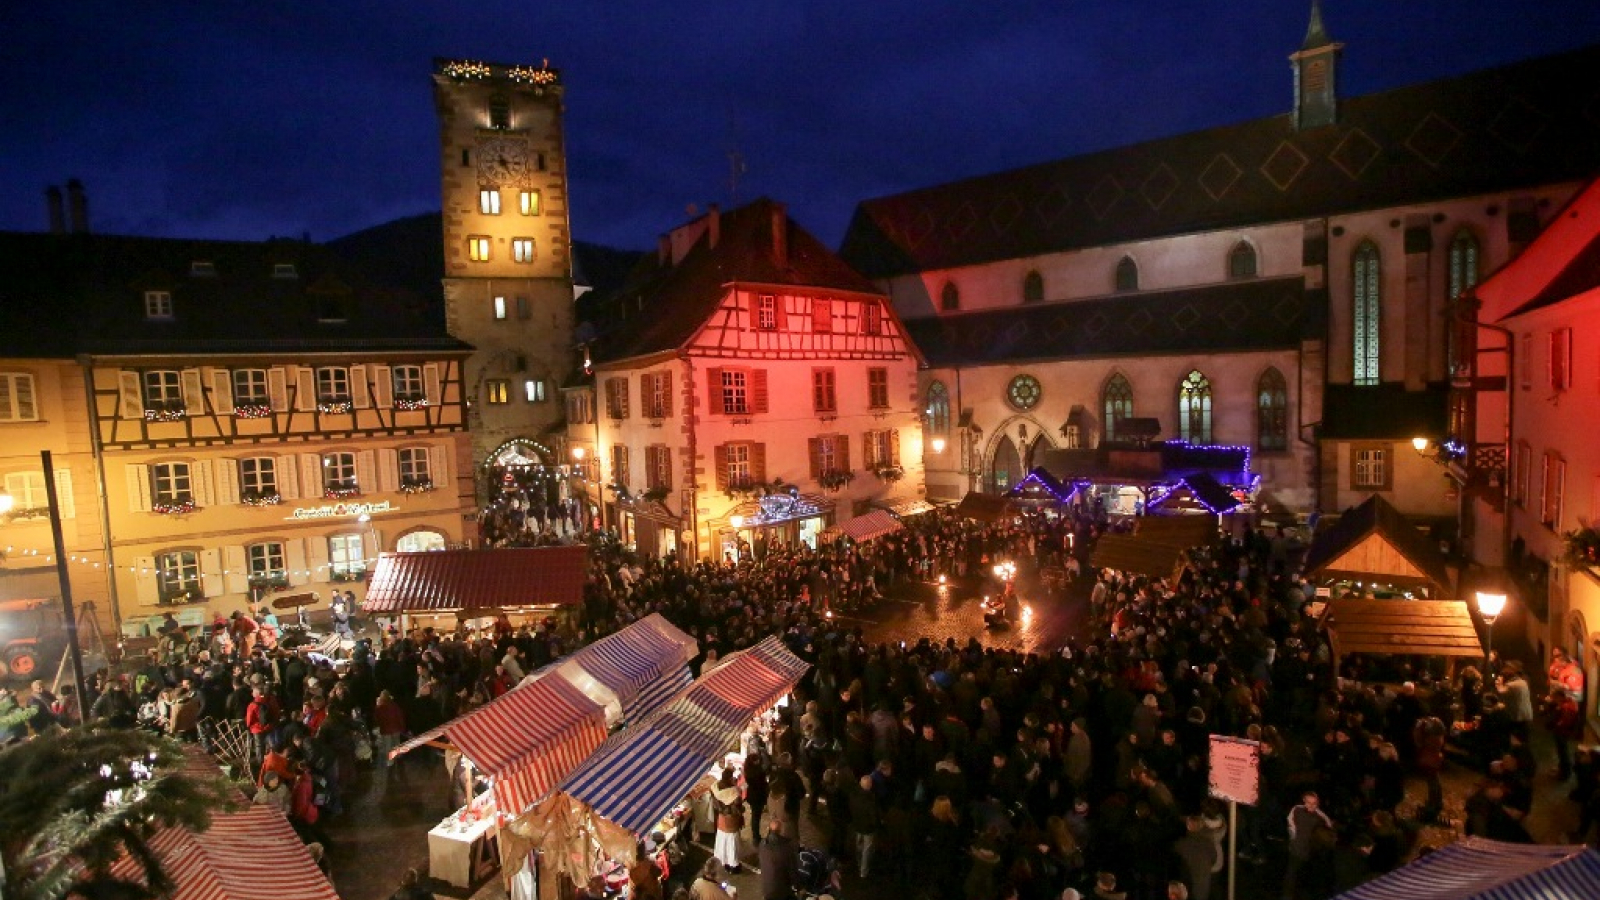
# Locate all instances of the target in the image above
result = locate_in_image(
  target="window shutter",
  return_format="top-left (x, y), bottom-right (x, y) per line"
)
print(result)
top-left (863, 431), bottom-right (875, 468)
top-left (839, 435), bottom-right (851, 472)
top-left (300, 454), bottom-right (322, 499)
top-left (192, 459), bottom-right (215, 508)
top-left (890, 428), bottom-right (901, 466)
top-left (661, 371), bottom-right (673, 417)
top-left (53, 468), bottom-right (75, 519)
top-left (267, 367), bottom-right (289, 412)
top-left (277, 455), bottom-right (301, 501)
top-left (715, 444), bottom-right (729, 493)
top-left (379, 449), bottom-right (399, 493)
top-left (181, 369), bottom-right (205, 412)
top-left (350, 365), bottom-right (371, 408)
top-left (424, 363), bottom-right (442, 406)
top-left (208, 367), bottom-right (234, 414)
top-left (285, 538), bottom-right (309, 587)
top-left (748, 293), bottom-right (761, 330)
top-left (216, 459), bottom-right (240, 505)
top-left (307, 536), bottom-right (330, 579)
top-left (133, 555), bottom-right (159, 606)
top-left (293, 367), bottom-right (315, 411)
top-left (119, 371), bottom-right (143, 419)
top-left (224, 545), bottom-right (249, 595)
top-left (200, 549), bottom-right (225, 598)
top-left (809, 438), bottom-right (822, 480)
top-left (434, 441), bottom-right (450, 486)
top-left (708, 368), bottom-right (725, 414)
top-left (619, 378), bottom-right (630, 419)
top-left (127, 464), bottom-right (151, 512)
top-left (752, 369), bottom-right (769, 414)
top-left (752, 443), bottom-right (767, 483)
top-left (373, 365), bottom-right (393, 408)
top-left (356, 449), bottom-right (376, 492)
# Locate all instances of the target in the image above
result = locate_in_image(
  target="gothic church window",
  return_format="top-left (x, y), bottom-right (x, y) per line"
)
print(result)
top-left (1353, 241), bottom-right (1381, 386)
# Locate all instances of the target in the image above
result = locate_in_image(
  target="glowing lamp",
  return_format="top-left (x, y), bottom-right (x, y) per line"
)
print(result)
top-left (1412, 436), bottom-right (1430, 453)
top-left (0, 489), bottom-right (13, 516)
top-left (931, 437), bottom-right (947, 454)
top-left (1476, 590), bottom-right (1507, 623)
top-left (730, 515), bottom-right (744, 529)
top-left (938, 574), bottom-right (947, 585)
top-left (572, 446), bottom-right (586, 460)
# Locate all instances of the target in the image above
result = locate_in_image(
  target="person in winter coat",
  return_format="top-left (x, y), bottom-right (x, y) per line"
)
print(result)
top-left (756, 820), bottom-right (800, 900)
top-left (1544, 687), bottom-right (1584, 781)
top-left (372, 690), bottom-right (408, 776)
top-left (712, 771), bottom-right (746, 872)
top-left (689, 860), bottom-right (735, 900)
top-left (1412, 718), bottom-right (1446, 823)
top-left (1066, 718), bottom-right (1093, 795)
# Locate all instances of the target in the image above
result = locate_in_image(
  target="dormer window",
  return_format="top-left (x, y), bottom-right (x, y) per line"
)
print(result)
top-left (488, 95), bottom-right (510, 130)
top-left (144, 290), bottom-right (174, 321)
top-left (272, 263), bottom-right (298, 279)
top-left (190, 261), bottom-right (217, 277)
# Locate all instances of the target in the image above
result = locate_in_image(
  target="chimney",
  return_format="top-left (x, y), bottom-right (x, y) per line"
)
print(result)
top-left (707, 204), bottom-right (720, 249)
top-left (770, 202), bottom-right (787, 269)
top-left (45, 186), bottom-right (65, 234)
top-left (66, 179), bottom-right (89, 234)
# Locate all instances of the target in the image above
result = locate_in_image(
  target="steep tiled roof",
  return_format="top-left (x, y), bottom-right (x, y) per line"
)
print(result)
top-left (587, 198), bottom-right (883, 364)
top-left (0, 231), bottom-right (468, 357)
top-left (1319, 383), bottom-right (1448, 441)
top-left (905, 276), bottom-right (1314, 366)
top-left (841, 44), bottom-right (1600, 277)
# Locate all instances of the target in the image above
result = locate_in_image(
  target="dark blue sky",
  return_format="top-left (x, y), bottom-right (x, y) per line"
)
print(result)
top-left (4, 1), bottom-right (1598, 251)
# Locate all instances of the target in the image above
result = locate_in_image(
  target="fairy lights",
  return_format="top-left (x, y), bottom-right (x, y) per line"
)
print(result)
top-left (442, 60), bottom-right (492, 80)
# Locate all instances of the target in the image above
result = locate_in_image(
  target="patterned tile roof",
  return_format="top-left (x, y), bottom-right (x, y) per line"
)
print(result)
top-left (841, 44), bottom-right (1600, 277)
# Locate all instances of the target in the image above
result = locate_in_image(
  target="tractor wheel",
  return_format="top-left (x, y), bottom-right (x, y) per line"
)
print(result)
top-left (4, 646), bottom-right (40, 679)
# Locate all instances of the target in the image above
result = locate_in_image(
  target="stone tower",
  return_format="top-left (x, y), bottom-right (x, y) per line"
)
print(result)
top-left (1290, 0), bottom-right (1343, 130)
top-left (432, 58), bottom-right (574, 491)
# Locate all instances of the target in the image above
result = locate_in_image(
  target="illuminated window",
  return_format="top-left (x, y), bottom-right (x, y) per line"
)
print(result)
top-left (493, 296), bottom-right (507, 320)
top-left (480, 189), bottom-right (501, 215)
top-left (156, 551), bottom-right (199, 603)
top-left (524, 379), bottom-right (546, 403)
top-left (519, 191), bottom-right (541, 215)
top-left (329, 534), bottom-right (365, 578)
top-left (322, 452), bottom-right (357, 491)
top-left (3, 471), bottom-right (46, 508)
top-left (813, 369), bottom-right (837, 414)
top-left (1102, 374), bottom-right (1134, 443)
top-left (247, 543), bottom-right (285, 582)
top-left (513, 238), bottom-right (536, 263)
top-left (144, 290), bottom-right (173, 320)
top-left (1178, 370), bottom-right (1212, 443)
top-left (868, 367), bottom-right (889, 409)
top-left (143, 370), bottom-right (182, 409)
top-left (1228, 242), bottom-right (1257, 279)
top-left (0, 373), bottom-right (39, 422)
top-left (1352, 447), bottom-right (1389, 490)
top-left (486, 380), bottom-right (510, 405)
top-left (941, 282), bottom-right (960, 311)
top-left (315, 367), bottom-right (350, 402)
top-left (926, 381), bottom-right (950, 434)
top-left (721, 370), bottom-right (749, 415)
top-left (1256, 368), bottom-right (1288, 451)
top-left (1115, 257), bottom-right (1139, 293)
top-left (812, 298), bottom-right (832, 333)
top-left (152, 462), bottom-right (192, 503)
top-left (468, 236), bottom-right (491, 262)
top-left (1353, 241), bottom-right (1381, 386)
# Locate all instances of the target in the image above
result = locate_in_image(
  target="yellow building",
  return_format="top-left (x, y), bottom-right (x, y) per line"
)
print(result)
top-left (0, 225), bottom-right (475, 632)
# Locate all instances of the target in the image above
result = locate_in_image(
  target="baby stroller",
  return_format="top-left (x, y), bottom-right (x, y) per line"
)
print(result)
top-left (796, 846), bottom-right (841, 899)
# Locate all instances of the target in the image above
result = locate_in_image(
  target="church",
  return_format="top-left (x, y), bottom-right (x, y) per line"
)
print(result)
top-left (838, 2), bottom-right (1600, 531)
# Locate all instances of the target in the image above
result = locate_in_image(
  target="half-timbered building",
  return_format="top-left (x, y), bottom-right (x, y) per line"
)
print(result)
top-left (0, 223), bottom-right (474, 628)
top-left (571, 199), bottom-right (924, 560)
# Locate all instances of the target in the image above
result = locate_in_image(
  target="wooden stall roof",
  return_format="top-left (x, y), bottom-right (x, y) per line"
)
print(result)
top-left (1090, 533), bottom-right (1187, 579)
top-left (955, 492), bottom-right (1013, 523)
top-left (1303, 495), bottom-right (1454, 596)
top-left (1134, 514), bottom-right (1221, 548)
top-left (1321, 599), bottom-right (1482, 659)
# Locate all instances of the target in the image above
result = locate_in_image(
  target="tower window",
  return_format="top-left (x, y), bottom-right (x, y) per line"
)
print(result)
top-left (513, 238), bottom-right (536, 263)
top-left (488, 96), bottom-right (510, 130)
top-left (520, 191), bottom-right (541, 216)
top-left (1115, 257), bottom-right (1139, 293)
top-left (516, 296), bottom-right (531, 319)
top-left (1353, 241), bottom-right (1381, 386)
top-left (493, 296), bottom-right (507, 320)
top-left (524, 379), bottom-right (546, 403)
top-left (1227, 242), bottom-right (1257, 279)
top-left (272, 263), bottom-right (298, 279)
top-left (480, 190), bottom-right (501, 215)
top-left (468, 236), bottom-right (491, 262)
top-left (190, 261), bottom-right (217, 277)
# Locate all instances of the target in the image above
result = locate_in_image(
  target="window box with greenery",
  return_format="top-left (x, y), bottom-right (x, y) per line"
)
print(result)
top-left (234, 403), bottom-right (272, 419)
top-left (2, 506), bottom-right (50, 522)
top-left (239, 489), bottom-right (282, 507)
top-left (317, 396), bottom-right (354, 415)
top-left (151, 497), bottom-right (196, 515)
top-left (324, 481), bottom-right (361, 500)
top-left (247, 573), bottom-right (289, 594)
top-left (873, 465), bottom-right (904, 484)
top-left (143, 400), bottom-right (187, 423)
top-left (399, 476), bottom-right (435, 494)
top-left (394, 393), bottom-right (429, 411)
top-left (818, 469), bottom-right (855, 493)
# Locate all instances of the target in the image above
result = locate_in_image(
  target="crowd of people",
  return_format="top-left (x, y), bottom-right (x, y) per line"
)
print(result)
top-left (3, 500), bottom-right (1594, 900)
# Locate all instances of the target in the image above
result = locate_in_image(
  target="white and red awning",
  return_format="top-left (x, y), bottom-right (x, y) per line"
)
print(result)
top-left (824, 509), bottom-right (903, 543)
top-left (362, 545), bottom-right (588, 613)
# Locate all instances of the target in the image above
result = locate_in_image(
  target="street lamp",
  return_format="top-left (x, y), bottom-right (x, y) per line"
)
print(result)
top-left (1476, 588), bottom-right (1508, 659)
top-left (931, 437), bottom-right (947, 454)
top-left (1411, 436), bottom-right (1431, 454)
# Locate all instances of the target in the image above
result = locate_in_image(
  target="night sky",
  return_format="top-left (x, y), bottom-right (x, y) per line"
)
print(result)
top-left (4, 1), bottom-right (1598, 252)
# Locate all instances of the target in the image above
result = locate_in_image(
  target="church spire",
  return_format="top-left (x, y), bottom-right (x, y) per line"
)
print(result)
top-left (1290, 0), bottom-right (1343, 129)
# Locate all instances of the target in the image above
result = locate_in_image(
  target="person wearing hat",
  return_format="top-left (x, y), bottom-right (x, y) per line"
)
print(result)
top-left (712, 770), bottom-right (746, 873)
top-left (689, 859), bottom-right (735, 900)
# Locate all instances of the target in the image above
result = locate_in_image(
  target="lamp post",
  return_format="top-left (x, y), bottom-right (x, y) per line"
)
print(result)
top-left (1476, 588), bottom-right (1508, 661)
top-left (41, 451), bottom-right (90, 717)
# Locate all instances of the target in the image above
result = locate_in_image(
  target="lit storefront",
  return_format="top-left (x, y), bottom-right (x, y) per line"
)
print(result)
top-left (714, 488), bottom-right (833, 561)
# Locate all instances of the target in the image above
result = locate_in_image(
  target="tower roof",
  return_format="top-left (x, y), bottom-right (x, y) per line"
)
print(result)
top-left (1301, 0), bottom-right (1334, 51)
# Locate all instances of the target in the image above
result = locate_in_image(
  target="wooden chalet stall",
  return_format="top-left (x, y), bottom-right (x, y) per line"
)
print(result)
top-left (1319, 598), bottom-right (1484, 672)
top-left (956, 491), bottom-right (1014, 523)
top-left (1303, 495), bottom-right (1455, 600)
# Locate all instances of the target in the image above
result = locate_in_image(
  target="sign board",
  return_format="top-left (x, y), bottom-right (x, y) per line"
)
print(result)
top-left (285, 500), bottom-right (394, 521)
top-left (1208, 735), bottom-right (1260, 805)
top-left (1315, 586), bottom-right (1332, 598)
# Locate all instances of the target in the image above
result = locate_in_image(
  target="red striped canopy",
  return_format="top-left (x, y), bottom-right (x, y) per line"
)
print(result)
top-left (362, 545), bottom-right (588, 613)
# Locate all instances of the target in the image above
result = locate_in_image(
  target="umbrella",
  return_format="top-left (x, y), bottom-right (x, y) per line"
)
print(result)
top-left (271, 592), bottom-right (318, 610)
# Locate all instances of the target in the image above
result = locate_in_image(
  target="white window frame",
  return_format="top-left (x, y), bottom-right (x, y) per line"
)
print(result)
top-left (152, 462), bottom-right (193, 503)
top-left (817, 436), bottom-right (838, 473)
top-left (329, 534), bottom-right (366, 578)
top-left (513, 238), bottom-right (536, 263)
top-left (480, 189), bottom-right (501, 215)
top-left (1353, 448), bottom-right (1388, 489)
top-left (143, 370), bottom-right (182, 408)
top-left (322, 452), bottom-right (357, 491)
top-left (0, 372), bottom-right (39, 422)
top-left (3, 471), bottom-right (46, 508)
top-left (757, 294), bottom-right (778, 331)
top-left (721, 370), bottom-right (749, 415)
top-left (866, 430), bottom-right (892, 469)
top-left (239, 457), bottom-right (277, 497)
top-left (316, 367), bottom-right (350, 402)
top-left (144, 290), bottom-right (173, 320)
top-left (726, 443), bottom-right (751, 485)
top-left (493, 296), bottom-right (508, 319)
top-left (399, 447), bottom-right (432, 486)
top-left (156, 551), bottom-right (200, 603)
top-left (524, 379), bottom-right (546, 403)
top-left (233, 368), bottom-right (269, 405)
top-left (519, 190), bottom-right (541, 216)
top-left (247, 542), bottom-right (286, 579)
top-left (393, 365), bottom-right (425, 401)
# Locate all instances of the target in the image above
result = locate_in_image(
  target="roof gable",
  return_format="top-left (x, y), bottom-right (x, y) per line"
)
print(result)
top-left (1303, 494), bottom-right (1454, 593)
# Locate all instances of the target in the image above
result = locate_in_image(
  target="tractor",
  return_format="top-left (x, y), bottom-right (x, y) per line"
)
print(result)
top-left (0, 598), bottom-right (66, 681)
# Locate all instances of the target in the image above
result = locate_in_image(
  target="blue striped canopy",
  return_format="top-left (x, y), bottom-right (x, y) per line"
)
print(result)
top-left (1333, 838), bottom-right (1600, 900)
top-left (570, 613), bottom-right (696, 722)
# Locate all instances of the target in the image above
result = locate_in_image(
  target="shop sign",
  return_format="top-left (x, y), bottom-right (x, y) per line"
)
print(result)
top-left (1208, 734), bottom-right (1260, 805)
top-left (285, 500), bottom-right (395, 521)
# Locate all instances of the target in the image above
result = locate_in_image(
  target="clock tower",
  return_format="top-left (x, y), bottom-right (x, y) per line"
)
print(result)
top-left (433, 57), bottom-right (575, 495)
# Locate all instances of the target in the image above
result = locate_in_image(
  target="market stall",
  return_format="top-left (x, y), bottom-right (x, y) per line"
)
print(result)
top-left (1133, 513), bottom-right (1221, 549)
top-left (1090, 532), bottom-right (1190, 580)
top-left (955, 491), bottom-right (1014, 522)
top-left (361, 545), bottom-right (589, 629)
top-left (874, 496), bottom-right (937, 518)
top-left (505, 636), bottom-right (810, 900)
top-left (1331, 837), bottom-right (1600, 900)
top-left (1303, 494), bottom-right (1456, 599)
top-left (821, 508), bottom-right (903, 544)
top-left (1318, 598), bottom-right (1483, 670)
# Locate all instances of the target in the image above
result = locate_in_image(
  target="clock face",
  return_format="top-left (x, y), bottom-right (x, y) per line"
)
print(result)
top-left (1007, 374), bottom-right (1042, 411)
top-left (476, 137), bottom-right (533, 187)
